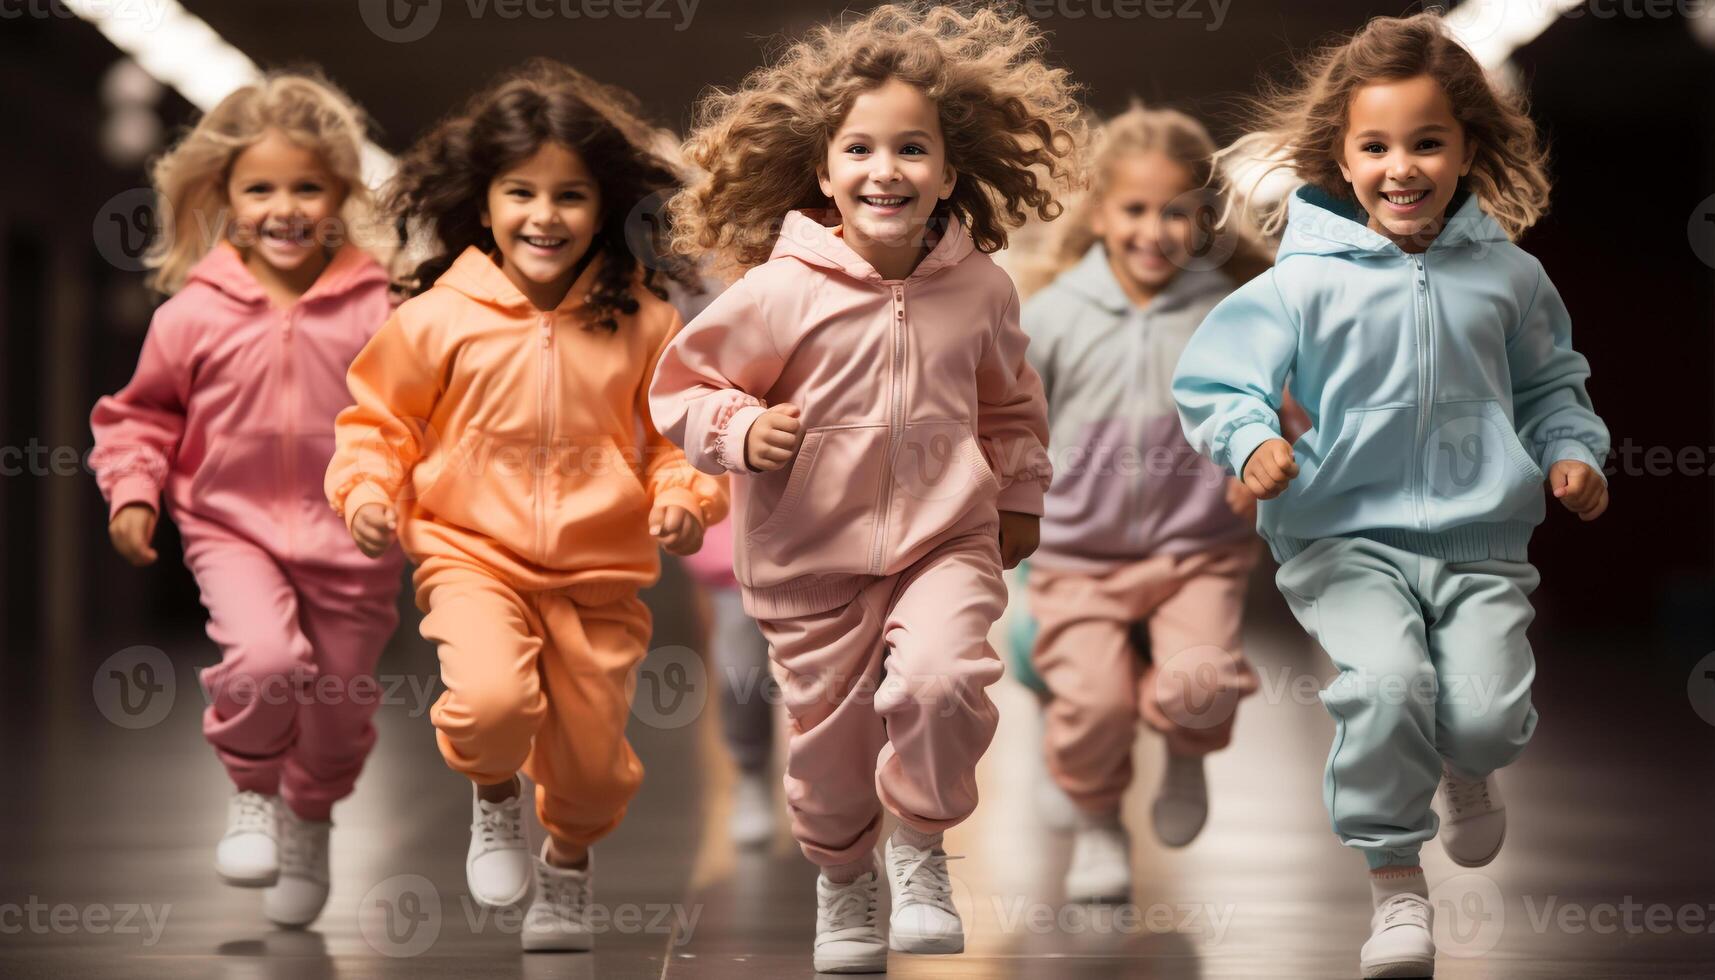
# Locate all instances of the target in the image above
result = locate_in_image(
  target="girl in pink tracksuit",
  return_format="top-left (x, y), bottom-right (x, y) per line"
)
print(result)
top-left (649, 5), bottom-right (1081, 971)
top-left (89, 72), bottom-right (402, 928)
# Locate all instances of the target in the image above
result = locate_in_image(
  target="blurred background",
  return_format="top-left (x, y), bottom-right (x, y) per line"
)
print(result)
top-left (2, 1), bottom-right (1713, 977)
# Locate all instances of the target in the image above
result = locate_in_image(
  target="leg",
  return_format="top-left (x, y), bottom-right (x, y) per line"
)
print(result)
top-left (1274, 537), bottom-right (1441, 869)
top-left (528, 584), bottom-right (653, 862)
top-left (1140, 544), bottom-right (1260, 756)
top-left (759, 587), bottom-right (891, 870)
top-left (1428, 559), bottom-right (1541, 777)
top-left (1026, 565), bottom-right (1143, 814)
top-left (873, 528), bottom-right (1008, 837)
top-left (280, 565), bottom-right (401, 821)
top-left (186, 536), bottom-right (315, 797)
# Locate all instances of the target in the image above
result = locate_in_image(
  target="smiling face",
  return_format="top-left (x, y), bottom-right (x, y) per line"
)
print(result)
top-left (225, 127), bottom-right (348, 279)
top-left (1090, 151), bottom-right (1202, 306)
top-left (818, 77), bottom-right (957, 279)
top-left (1338, 74), bottom-right (1477, 252)
top-left (482, 140), bottom-right (602, 310)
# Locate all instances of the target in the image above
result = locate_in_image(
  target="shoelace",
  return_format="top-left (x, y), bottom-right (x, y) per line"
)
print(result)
top-left (228, 792), bottom-right (274, 837)
top-left (474, 797), bottom-right (525, 850)
top-left (821, 875), bottom-right (879, 934)
top-left (277, 818), bottom-right (328, 881)
top-left (894, 848), bottom-right (961, 914)
top-left (537, 866), bottom-right (591, 921)
top-left (1444, 772), bottom-right (1493, 817)
top-left (1380, 895), bottom-right (1430, 930)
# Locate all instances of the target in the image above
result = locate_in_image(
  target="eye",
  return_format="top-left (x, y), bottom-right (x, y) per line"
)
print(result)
top-left (845, 143), bottom-right (870, 156)
top-left (1122, 203), bottom-right (1146, 218)
top-left (1416, 138), bottom-right (1444, 151)
top-left (900, 144), bottom-right (926, 156)
top-left (559, 189), bottom-right (587, 202)
top-left (243, 182), bottom-right (272, 195)
top-left (294, 181), bottom-right (324, 195)
top-left (1361, 141), bottom-right (1386, 155)
top-left (508, 188), bottom-right (532, 199)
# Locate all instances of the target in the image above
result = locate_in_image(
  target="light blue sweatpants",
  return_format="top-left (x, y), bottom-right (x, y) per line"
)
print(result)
top-left (1273, 535), bottom-right (1540, 869)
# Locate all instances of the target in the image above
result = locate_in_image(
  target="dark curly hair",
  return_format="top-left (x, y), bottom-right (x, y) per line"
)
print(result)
top-left (386, 58), bottom-right (695, 330)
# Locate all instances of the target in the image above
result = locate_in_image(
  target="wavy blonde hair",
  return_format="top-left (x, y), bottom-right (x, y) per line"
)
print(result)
top-left (668, 2), bottom-right (1086, 278)
top-left (1217, 11), bottom-right (1551, 239)
top-left (1013, 102), bottom-right (1273, 297)
top-left (146, 70), bottom-right (380, 294)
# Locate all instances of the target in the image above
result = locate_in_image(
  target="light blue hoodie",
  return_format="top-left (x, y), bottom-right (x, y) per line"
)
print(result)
top-left (1173, 185), bottom-right (1609, 564)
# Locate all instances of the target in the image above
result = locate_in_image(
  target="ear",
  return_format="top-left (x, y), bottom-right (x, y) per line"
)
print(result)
top-left (938, 163), bottom-right (957, 202)
top-left (816, 159), bottom-right (834, 200)
top-left (1088, 197), bottom-right (1108, 238)
top-left (480, 205), bottom-right (491, 229)
top-left (1336, 146), bottom-right (1353, 185)
top-left (1459, 138), bottom-right (1477, 177)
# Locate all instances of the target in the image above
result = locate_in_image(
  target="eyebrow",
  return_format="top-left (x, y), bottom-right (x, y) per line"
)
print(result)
top-left (499, 177), bottom-right (595, 189)
top-left (839, 130), bottom-right (938, 143)
top-left (1352, 124), bottom-right (1455, 139)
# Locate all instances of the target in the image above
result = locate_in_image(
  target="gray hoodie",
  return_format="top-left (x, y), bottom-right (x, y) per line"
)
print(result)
top-left (1023, 245), bottom-right (1252, 570)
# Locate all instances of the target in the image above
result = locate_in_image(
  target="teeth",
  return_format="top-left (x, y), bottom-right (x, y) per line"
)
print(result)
top-left (523, 236), bottom-right (566, 247)
top-left (1385, 190), bottom-right (1426, 205)
top-left (862, 196), bottom-right (908, 207)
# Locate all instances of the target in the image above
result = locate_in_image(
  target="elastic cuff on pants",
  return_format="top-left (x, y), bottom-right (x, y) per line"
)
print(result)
top-left (1364, 847), bottom-right (1422, 870)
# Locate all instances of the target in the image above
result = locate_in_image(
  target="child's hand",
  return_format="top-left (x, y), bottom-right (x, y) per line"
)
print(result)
top-left (351, 503), bottom-right (398, 558)
top-left (998, 510), bottom-right (1040, 569)
top-left (745, 403), bottom-right (804, 472)
top-left (1242, 439), bottom-right (1299, 499)
top-left (1549, 459), bottom-right (1608, 521)
top-left (109, 503), bottom-right (159, 566)
top-left (1224, 477), bottom-right (1259, 523)
top-left (651, 502), bottom-right (705, 556)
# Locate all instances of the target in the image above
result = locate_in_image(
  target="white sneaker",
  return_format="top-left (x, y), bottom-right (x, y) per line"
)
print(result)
top-left (522, 842), bottom-right (594, 952)
top-left (1065, 814), bottom-right (1131, 903)
top-left (263, 808), bottom-right (330, 927)
top-left (814, 867), bottom-right (886, 973)
top-left (729, 771), bottom-right (776, 849)
top-left (1437, 763), bottom-right (1506, 868)
top-left (467, 779), bottom-right (532, 908)
top-left (215, 791), bottom-right (279, 887)
top-left (1360, 892), bottom-right (1436, 977)
top-left (884, 837), bottom-right (963, 954)
top-left (1150, 751), bottom-right (1209, 848)
top-left (1035, 773), bottom-right (1080, 833)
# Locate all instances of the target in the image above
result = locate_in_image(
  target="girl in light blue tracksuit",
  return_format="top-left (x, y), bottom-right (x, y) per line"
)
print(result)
top-left (1172, 13), bottom-right (1609, 977)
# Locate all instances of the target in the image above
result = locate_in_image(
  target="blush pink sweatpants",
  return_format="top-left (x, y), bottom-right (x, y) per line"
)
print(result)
top-left (188, 528), bottom-right (403, 822)
top-left (754, 526), bottom-right (1008, 868)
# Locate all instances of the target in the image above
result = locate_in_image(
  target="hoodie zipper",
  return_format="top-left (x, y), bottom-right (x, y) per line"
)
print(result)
top-left (537, 312), bottom-right (555, 565)
top-left (871, 283), bottom-right (907, 575)
top-left (280, 307), bottom-right (297, 559)
top-left (1410, 254), bottom-right (1432, 529)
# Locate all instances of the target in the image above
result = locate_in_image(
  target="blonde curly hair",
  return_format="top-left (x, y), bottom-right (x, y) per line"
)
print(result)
top-left (668, 1), bottom-right (1086, 278)
top-left (1217, 11), bottom-right (1551, 240)
top-left (146, 70), bottom-right (382, 294)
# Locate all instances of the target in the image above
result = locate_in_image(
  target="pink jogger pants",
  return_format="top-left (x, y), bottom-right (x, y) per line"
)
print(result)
top-left (755, 526), bottom-right (1008, 868)
top-left (188, 530), bottom-right (402, 821)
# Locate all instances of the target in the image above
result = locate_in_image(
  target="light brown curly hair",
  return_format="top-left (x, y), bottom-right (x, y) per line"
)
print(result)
top-left (1217, 11), bottom-right (1551, 240)
top-left (668, 1), bottom-right (1086, 278)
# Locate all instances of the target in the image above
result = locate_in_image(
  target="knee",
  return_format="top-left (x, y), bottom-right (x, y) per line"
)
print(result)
top-left (877, 648), bottom-right (1001, 721)
top-left (1147, 646), bottom-right (1255, 733)
top-left (436, 676), bottom-right (543, 749)
top-left (203, 638), bottom-right (310, 710)
top-left (1325, 654), bottom-right (1437, 721)
top-left (1439, 695), bottom-right (1535, 774)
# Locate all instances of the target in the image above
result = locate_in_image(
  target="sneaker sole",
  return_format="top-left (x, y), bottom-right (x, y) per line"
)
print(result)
top-left (1445, 822), bottom-right (1505, 869)
top-left (522, 933), bottom-right (594, 952)
top-left (1361, 958), bottom-right (1434, 978)
top-left (813, 950), bottom-right (888, 973)
top-left (888, 932), bottom-right (964, 954)
top-left (216, 867), bottom-right (279, 888)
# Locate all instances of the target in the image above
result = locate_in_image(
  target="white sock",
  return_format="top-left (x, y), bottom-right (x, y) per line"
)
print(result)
top-left (1074, 807), bottom-right (1122, 830)
top-left (1369, 866), bottom-right (1428, 907)
top-left (891, 823), bottom-right (943, 852)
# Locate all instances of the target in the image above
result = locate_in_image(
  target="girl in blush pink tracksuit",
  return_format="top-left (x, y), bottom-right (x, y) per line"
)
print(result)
top-left (649, 6), bottom-right (1081, 971)
top-left (89, 73), bottom-right (403, 929)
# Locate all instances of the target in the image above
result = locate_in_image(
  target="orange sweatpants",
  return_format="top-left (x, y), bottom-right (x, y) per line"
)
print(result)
top-left (416, 559), bottom-right (652, 851)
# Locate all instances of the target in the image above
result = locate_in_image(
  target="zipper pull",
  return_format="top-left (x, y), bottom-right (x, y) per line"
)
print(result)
top-left (540, 313), bottom-right (552, 348)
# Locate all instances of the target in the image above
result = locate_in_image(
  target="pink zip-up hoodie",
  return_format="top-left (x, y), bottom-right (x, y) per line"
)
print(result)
top-left (649, 210), bottom-right (1052, 619)
top-left (91, 241), bottom-right (400, 571)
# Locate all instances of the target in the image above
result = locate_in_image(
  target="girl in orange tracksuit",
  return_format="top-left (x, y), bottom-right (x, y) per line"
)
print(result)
top-left (324, 60), bottom-right (725, 952)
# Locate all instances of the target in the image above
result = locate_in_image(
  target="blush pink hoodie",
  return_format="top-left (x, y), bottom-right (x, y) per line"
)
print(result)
top-left (649, 210), bottom-right (1052, 619)
top-left (91, 241), bottom-right (399, 572)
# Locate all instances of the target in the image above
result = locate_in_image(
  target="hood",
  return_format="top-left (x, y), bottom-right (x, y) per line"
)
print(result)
top-left (1277, 184), bottom-right (1509, 262)
top-left (1057, 243), bottom-right (1234, 316)
top-left (433, 245), bottom-right (606, 316)
top-left (770, 209), bottom-right (977, 283)
top-left (186, 240), bottom-right (389, 307)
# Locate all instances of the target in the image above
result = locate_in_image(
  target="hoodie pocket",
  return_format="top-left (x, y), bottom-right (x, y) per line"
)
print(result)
top-left (746, 424), bottom-right (888, 566)
top-left (1295, 404), bottom-right (1417, 501)
top-left (886, 419), bottom-right (1000, 557)
top-left (1421, 399), bottom-right (1544, 524)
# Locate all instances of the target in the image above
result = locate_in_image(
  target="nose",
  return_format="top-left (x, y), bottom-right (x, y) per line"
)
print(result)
top-left (869, 151), bottom-right (902, 184)
top-left (1385, 151), bottom-right (1418, 183)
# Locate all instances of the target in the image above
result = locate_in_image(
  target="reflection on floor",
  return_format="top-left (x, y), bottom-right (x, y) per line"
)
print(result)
top-left (5, 562), bottom-right (1713, 978)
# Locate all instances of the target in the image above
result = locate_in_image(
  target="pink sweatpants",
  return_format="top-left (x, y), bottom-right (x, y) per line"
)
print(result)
top-left (754, 527), bottom-right (1007, 868)
top-left (1026, 541), bottom-right (1259, 814)
top-left (188, 531), bottom-right (402, 821)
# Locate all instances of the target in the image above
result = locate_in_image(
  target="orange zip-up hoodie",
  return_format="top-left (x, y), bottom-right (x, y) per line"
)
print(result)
top-left (325, 246), bottom-right (727, 594)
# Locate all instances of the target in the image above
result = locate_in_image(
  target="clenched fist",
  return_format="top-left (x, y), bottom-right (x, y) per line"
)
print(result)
top-left (745, 403), bottom-right (805, 472)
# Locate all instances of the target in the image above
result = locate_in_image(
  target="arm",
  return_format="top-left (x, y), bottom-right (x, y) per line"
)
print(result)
top-left (647, 282), bottom-right (786, 475)
top-left (975, 288), bottom-right (1053, 517)
top-left (1172, 270), bottom-right (1299, 479)
top-left (639, 310), bottom-right (731, 528)
top-left (89, 311), bottom-right (190, 520)
top-left (1508, 264), bottom-right (1609, 479)
top-left (324, 312), bottom-right (441, 533)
